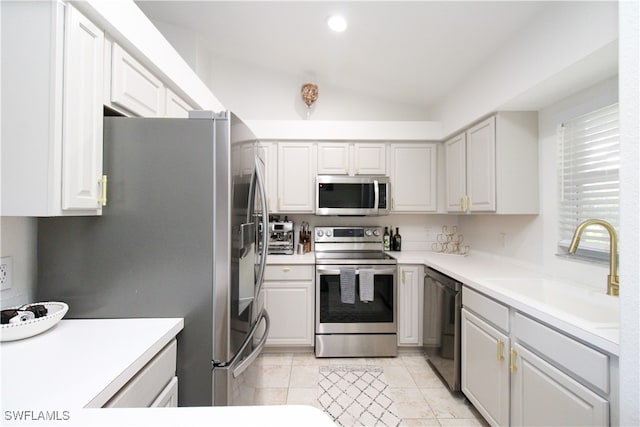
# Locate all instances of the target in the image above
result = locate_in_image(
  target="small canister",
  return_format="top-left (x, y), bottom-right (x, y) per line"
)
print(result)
top-left (297, 243), bottom-right (305, 254)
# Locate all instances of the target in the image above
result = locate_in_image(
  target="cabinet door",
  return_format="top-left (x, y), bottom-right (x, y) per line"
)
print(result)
top-left (61, 4), bottom-right (104, 211)
top-left (445, 133), bottom-right (466, 212)
top-left (466, 117), bottom-right (496, 212)
top-left (165, 88), bottom-right (191, 118)
top-left (317, 143), bottom-right (349, 175)
top-left (461, 309), bottom-right (510, 427)
top-left (354, 143), bottom-right (386, 175)
top-left (111, 43), bottom-right (165, 117)
top-left (260, 142), bottom-right (278, 213)
top-left (277, 142), bottom-right (315, 212)
top-left (390, 144), bottom-right (437, 212)
top-left (511, 343), bottom-right (608, 427)
top-left (264, 282), bottom-right (313, 346)
top-left (398, 265), bottom-right (423, 346)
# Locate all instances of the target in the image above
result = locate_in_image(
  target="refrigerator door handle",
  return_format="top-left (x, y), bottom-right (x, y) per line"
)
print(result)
top-left (231, 309), bottom-right (270, 379)
top-left (254, 157), bottom-right (269, 297)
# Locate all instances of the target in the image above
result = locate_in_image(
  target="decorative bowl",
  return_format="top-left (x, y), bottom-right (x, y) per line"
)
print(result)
top-left (0, 302), bottom-right (69, 342)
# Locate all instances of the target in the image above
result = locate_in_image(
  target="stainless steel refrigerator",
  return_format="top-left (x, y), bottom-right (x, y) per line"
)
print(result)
top-left (37, 111), bottom-right (270, 407)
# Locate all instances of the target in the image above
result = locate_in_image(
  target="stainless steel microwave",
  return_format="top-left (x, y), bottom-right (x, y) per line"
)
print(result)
top-left (316, 175), bottom-right (390, 216)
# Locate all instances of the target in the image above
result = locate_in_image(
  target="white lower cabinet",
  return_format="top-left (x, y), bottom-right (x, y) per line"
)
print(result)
top-left (461, 309), bottom-right (510, 426)
top-left (398, 265), bottom-right (423, 346)
top-left (511, 343), bottom-right (608, 426)
top-left (150, 377), bottom-right (178, 407)
top-left (461, 286), bottom-right (611, 426)
top-left (104, 339), bottom-right (178, 408)
top-left (263, 265), bottom-right (314, 346)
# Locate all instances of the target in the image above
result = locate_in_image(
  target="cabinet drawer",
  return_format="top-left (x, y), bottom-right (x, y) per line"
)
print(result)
top-left (462, 287), bottom-right (509, 332)
top-left (264, 265), bottom-right (313, 281)
top-left (150, 376), bottom-right (178, 407)
top-left (514, 312), bottom-right (609, 394)
top-left (104, 339), bottom-right (177, 408)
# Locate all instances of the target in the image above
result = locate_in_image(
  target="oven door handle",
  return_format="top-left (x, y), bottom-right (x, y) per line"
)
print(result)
top-left (316, 267), bottom-right (397, 275)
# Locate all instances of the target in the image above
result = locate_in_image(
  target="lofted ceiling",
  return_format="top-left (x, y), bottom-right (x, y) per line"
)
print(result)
top-left (135, 1), bottom-right (615, 122)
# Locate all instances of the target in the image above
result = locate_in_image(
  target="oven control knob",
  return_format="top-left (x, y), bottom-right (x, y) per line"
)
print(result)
top-left (316, 229), bottom-right (324, 237)
top-left (365, 229), bottom-right (373, 237)
top-left (373, 229), bottom-right (381, 237)
top-left (326, 230), bottom-right (332, 237)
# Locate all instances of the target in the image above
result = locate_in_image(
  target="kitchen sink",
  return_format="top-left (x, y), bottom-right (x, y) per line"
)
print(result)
top-left (483, 277), bottom-right (620, 327)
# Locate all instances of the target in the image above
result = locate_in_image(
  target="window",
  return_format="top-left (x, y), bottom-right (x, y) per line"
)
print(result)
top-left (558, 103), bottom-right (619, 260)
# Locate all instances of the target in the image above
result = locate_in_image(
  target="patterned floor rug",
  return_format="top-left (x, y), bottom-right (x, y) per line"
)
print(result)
top-left (317, 365), bottom-right (401, 427)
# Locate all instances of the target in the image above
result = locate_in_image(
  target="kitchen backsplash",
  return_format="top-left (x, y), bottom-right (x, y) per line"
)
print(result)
top-left (282, 214), bottom-right (458, 252)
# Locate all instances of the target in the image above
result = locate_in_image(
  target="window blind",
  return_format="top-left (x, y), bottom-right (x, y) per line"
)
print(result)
top-left (558, 103), bottom-right (619, 258)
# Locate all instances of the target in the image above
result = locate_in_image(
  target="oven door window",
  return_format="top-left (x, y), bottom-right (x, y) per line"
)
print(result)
top-left (319, 273), bottom-right (394, 323)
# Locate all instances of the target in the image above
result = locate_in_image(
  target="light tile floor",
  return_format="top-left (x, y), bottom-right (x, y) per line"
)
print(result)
top-left (251, 351), bottom-right (489, 427)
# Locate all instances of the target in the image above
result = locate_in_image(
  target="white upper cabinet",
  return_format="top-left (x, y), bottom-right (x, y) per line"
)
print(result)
top-left (389, 143), bottom-right (437, 212)
top-left (111, 43), bottom-right (165, 117)
top-left (317, 142), bottom-right (386, 176)
top-left (354, 143), bottom-right (387, 175)
top-left (259, 142), bottom-right (279, 213)
top-left (104, 39), bottom-right (195, 119)
top-left (164, 88), bottom-right (192, 118)
top-left (445, 133), bottom-right (467, 212)
top-left (445, 112), bottom-right (538, 214)
top-left (1, 2), bottom-right (105, 216)
top-left (317, 143), bottom-right (350, 174)
top-left (466, 117), bottom-right (497, 212)
top-left (277, 142), bottom-right (316, 212)
top-left (61, 5), bottom-right (105, 211)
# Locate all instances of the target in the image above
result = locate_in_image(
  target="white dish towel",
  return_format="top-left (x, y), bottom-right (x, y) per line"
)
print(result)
top-left (359, 269), bottom-right (375, 302)
top-left (340, 268), bottom-right (356, 304)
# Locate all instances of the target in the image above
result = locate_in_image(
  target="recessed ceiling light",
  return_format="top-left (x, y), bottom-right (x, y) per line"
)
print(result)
top-left (327, 15), bottom-right (347, 32)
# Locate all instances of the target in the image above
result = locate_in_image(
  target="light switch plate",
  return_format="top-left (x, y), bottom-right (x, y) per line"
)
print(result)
top-left (0, 256), bottom-right (13, 291)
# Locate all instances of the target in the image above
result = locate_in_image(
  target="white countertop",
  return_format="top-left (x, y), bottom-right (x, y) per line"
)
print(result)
top-left (267, 252), bottom-right (315, 264)
top-left (0, 318), bottom-right (336, 427)
top-left (1, 405), bottom-right (336, 427)
top-left (390, 250), bottom-right (620, 356)
top-left (0, 318), bottom-right (184, 410)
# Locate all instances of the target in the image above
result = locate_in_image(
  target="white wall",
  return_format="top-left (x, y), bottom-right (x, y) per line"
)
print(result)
top-left (458, 77), bottom-right (618, 289)
top-left (285, 214), bottom-right (457, 252)
top-left (0, 217), bottom-right (37, 309)
top-left (433, 1), bottom-right (619, 137)
top-left (202, 53), bottom-right (432, 122)
top-left (619, 0), bottom-right (640, 423)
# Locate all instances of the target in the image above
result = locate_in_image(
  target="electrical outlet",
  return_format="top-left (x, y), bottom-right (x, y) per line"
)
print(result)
top-left (0, 256), bottom-right (12, 291)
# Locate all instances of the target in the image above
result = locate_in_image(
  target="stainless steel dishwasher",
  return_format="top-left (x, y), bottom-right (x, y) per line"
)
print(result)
top-left (422, 267), bottom-right (462, 391)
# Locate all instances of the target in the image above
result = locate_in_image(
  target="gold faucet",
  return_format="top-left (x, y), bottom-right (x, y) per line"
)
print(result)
top-left (568, 219), bottom-right (619, 296)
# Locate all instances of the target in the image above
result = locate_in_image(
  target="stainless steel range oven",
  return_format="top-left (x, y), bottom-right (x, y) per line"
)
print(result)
top-left (314, 226), bottom-right (397, 357)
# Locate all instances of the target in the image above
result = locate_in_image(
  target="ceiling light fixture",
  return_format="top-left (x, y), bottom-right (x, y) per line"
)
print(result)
top-left (327, 15), bottom-right (347, 32)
